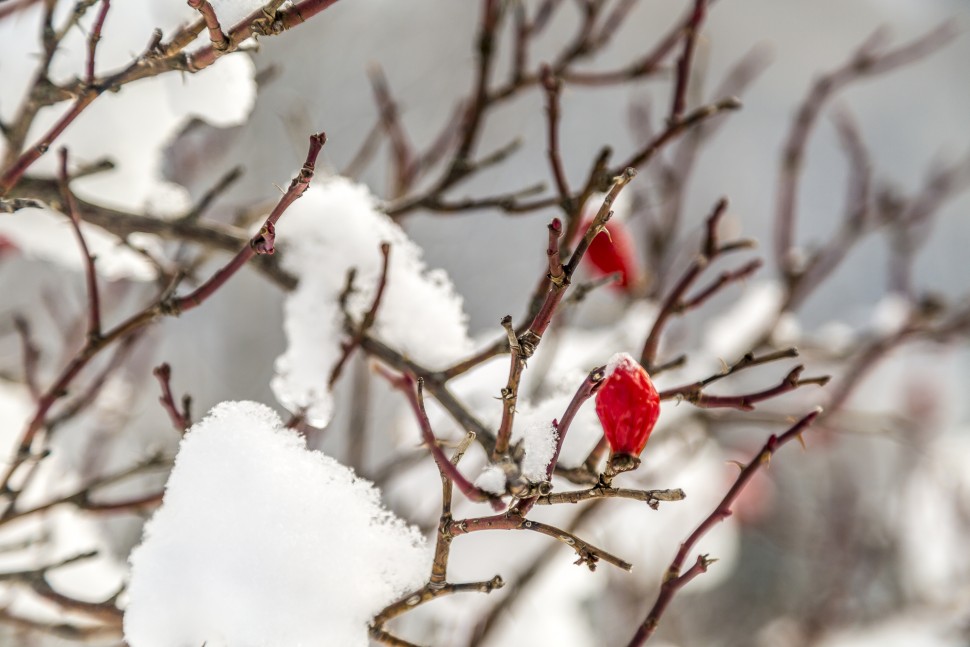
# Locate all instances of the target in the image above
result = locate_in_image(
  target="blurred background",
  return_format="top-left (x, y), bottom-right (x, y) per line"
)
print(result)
top-left (1, 0), bottom-right (969, 645)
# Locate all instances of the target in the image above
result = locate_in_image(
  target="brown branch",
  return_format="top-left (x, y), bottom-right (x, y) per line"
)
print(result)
top-left (1, 453), bottom-right (169, 526)
top-left (783, 105), bottom-right (872, 311)
top-left (187, 0), bottom-right (343, 71)
top-left (451, 510), bottom-right (633, 572)
top-left (626, 408), bottom-right (821, 645)
top-left (679, 258), bottom-right (762, 311)
top-left (358, 333), bottom-right (493, 450)
top-left (536, 486), bottom-right (685, 508)
top-left (368, 65), bottom-right (416, 197)
top-left (372, 575), bottom-right (504, 629)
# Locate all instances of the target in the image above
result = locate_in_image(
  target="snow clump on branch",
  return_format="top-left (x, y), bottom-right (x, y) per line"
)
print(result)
top-left (272, 177), bottom-right (472, 426)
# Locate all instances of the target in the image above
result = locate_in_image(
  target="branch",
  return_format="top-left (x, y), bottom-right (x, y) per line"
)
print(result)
top-left (773, 23), bottom-right (956, 276)
top-left (640, 198), bottom-right (756, 372)
top-left (152, 363), bottom-right (190, 432)
top-left (0, 134), bottom-right (325, 502)
top-left (494, 170), bottom-right (636, 458)
top-left (329, 242), bottom-right (391, 387)
top-left (187, 0), bottom-right (230, 52)
top-left (85, 0), bottom-right (111, 82)
top-left (391, 374), bottom-right (504, 511)
top-left (668, 0), bottom-right (708, 123)
top-left (536, 486), bottom-right (685, 509)
top-left (451, 511), bottom-right (633, 572)
top-left (57, 148), bottom-right (101, 339)
top-left (626, 408), bottom-right (821, 645)
top-left (169, 132), bottom-right (325, 313)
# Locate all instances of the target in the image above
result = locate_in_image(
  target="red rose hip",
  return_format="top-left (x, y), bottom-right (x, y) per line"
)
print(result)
top-left (580, 219), bottom-right (640, 293)
top-left (595, 352), bottom-right (660, 471)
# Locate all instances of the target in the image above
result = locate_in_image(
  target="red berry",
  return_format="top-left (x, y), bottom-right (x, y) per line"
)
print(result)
top-left (580, 219), bottom-right (640, 292)
top-left (595, 353), bottom-right (660, 458)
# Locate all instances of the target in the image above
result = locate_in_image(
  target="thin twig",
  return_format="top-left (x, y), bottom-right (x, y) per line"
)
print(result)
top-left (625, 408), bottom-right (821, 645)
top-left (57, 148), bottom-right (101, 339)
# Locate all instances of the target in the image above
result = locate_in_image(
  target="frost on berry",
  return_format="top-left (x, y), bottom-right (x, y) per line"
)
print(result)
top-left (595, 352), bottom-right (660, 470)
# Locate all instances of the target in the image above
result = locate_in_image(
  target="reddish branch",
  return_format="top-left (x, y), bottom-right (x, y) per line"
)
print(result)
top-left (393, 374), bottom-right (504, 511)
top-left (0, 133), bottom-right (325, 504)
top-left (773, 23), bottom-right (955, 277)
top-left (153, 363), bottom-right (191, 432)
top-left (57, 148), bottom-right (102, 339)
top-left (0, 95), bottom-right (97, 196)
top-left (493, 170), bottom-right (636, 458)
top-left (545, 366), bottom-right (605, 481)
top-left (640, 198), bottom-right (755, 372)
top-left (0, 0), bottom-right (339, 196)
top-left (614, 97), bottom-right (741, 176)
top-left (329, 242), bottom-right (392, 387)
top-left (188, 0), bottom-right (230, 52)
top-left (540, 65), bottom-right (571, 207)
top-left (187, 0), bottom-right (343, 71)
top-left (668, 0), bottom-right (708, 123)
top-left (676, 365), bottom-right (828, 411)
top-left (13, 316), bottom-right (40, 400)
top-left (368, 66), bottom-right (416, 197)
top-left (626, 409), bottom-right (821, 645)
top-left (171, 132), bottom-right (325, 313)
top-left (85, 0), bottom-right (111, 82)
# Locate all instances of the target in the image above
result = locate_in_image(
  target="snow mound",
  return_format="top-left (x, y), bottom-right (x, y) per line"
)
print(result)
top-left (124, 401), bottom-right (429, 647)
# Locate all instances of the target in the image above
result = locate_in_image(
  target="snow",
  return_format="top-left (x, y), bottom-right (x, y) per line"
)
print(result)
top-left (124, 401), bottom-right (429, 647)
top-left (272, 177), bottom-right (472, 426)
top-left (517, 420), bottom-right (559, 482)
top-left (0, 206), bottom-right (159, 281)
top-left (474, 464), bottom-right (507, 496)
top-left (605, 351), bottom-right (639, 378)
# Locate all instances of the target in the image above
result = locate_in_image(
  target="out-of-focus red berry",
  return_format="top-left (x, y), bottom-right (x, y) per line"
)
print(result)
top-left (595, 352), bottom-right (660, 457)
top-left (580, 218), bottom-right (640, 292)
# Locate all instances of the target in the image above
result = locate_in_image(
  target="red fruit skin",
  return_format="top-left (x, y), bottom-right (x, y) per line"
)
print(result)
top-left (595, 360), bottom-right (660, 456)
top-left (581, 219), bottom-right (640, 292)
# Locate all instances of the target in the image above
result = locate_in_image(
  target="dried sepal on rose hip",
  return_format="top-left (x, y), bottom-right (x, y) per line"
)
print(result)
top-left (595, 352), bottom-right (660, 475)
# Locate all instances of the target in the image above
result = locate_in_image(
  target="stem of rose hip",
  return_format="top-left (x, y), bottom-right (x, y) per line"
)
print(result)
top-left (493, 169), bottom-right (636, 460)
